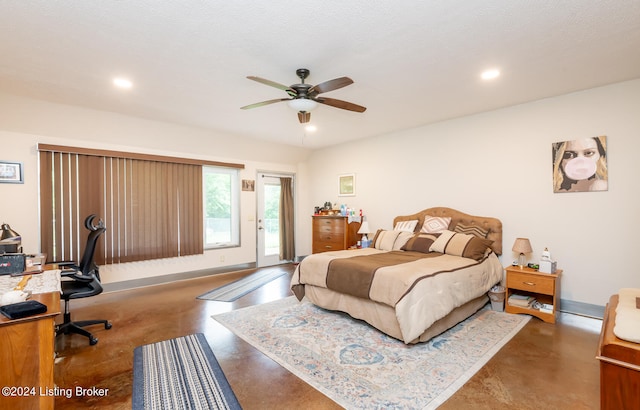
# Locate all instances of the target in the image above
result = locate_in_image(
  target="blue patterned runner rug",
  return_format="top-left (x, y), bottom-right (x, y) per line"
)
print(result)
top-left (133, 333), bottom-right (242, 410)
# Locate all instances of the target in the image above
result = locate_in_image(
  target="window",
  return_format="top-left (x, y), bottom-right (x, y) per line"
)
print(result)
top-left (38, 144), bottom-right (244, 264)
top-left (203, 166), bottom-right (240, 248)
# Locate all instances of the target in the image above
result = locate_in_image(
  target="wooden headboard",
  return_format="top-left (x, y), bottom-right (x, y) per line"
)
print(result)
top-left (393, 207), bottom-right (503, 255)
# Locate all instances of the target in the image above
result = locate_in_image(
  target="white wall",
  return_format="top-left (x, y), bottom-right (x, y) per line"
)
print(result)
top-left (0, 93), bottom-right (310, 284)
top-left (299, 79), bottom-right (640, 307)
top-left (3, 79), bottom-right (639, 306)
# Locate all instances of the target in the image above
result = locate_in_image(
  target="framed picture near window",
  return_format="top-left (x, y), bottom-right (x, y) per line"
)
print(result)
top-left (338, 173), bottom-right (355, 196)
top-left (0, 161), bottom-right (23, 184)
top-left (242, 179), bottom-right (255, 191)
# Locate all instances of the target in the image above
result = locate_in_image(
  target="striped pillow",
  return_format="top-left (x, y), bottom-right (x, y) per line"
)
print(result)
top-left (372, 230), bottom-right (414, 251)
top-left (453, 223), bottom-right (489, 238)
top-left (401, 233), bottom-right (439, 253)
top-left (393, 231), bottom-right (414, 250)
top-left (420, 216), bottom-right (451, 233)
top-left (373, 229), bottom-right (402, 251)
top-left (429, 230), bottom-right (493, 261)
top-left (394, 220), bottom-right (418, 232)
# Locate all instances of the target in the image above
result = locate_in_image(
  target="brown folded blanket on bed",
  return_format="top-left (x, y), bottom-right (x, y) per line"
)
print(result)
top-left (326, 251), bottom-right (437, 299)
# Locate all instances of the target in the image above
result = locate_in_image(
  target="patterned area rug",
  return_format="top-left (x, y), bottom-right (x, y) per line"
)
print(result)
top-left (132, 333), bottom-right (242, 410)
top-left (196, 268), bottom-right (287, 302)
top-left (213, 296), bottom-right (530, 409)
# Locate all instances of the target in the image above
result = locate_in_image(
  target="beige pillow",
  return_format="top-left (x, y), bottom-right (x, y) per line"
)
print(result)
top-left (392, 231), bottom-right (414, 250)
top-left (373, 230), bottom-right (402, 251)
top-left (429, 230), bottom-right (493, 261)
top-left (373, 229), bottom-right (414, 251)
top-left (394, 220), bottom-right (418, 232)
top-left (453, 223), bottom-right (489, 238)
top-left (420, 216), bottom-right (451, 233)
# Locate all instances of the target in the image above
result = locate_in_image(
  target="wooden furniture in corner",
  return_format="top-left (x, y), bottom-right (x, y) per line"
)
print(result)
top-left (0, 290), bottom-right (60, 410)
top-left (597, 294), bottom-right (640, 409)
top-left (505, 265), bottom-right (561, 323)
top-left (312, 215), bottom-right (361, 253)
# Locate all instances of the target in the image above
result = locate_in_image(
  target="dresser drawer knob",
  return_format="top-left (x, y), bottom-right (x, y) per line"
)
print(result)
top-left (523, 281), bottom-right (536, 286)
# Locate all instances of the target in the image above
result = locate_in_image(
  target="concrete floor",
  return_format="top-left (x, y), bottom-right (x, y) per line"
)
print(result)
top-left (52, 264), bottom-right (601, 409)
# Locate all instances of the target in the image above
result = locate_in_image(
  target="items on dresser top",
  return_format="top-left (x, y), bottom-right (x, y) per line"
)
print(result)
top-left (613, 288), bottom-right (640, 343)
top-left (597, 294), bottom-right (640, 410)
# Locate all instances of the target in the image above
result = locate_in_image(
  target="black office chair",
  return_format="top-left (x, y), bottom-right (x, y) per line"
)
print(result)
top-left (56, 214), bottom-right (112, 345)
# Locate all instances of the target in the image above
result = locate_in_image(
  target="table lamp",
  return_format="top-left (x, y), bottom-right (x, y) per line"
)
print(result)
top-left (358, 218), bottom-right (371, 247)
top-left (512, 238), bottom-right (532, 269)
top-left (0, 223), bottom-right (21, 253)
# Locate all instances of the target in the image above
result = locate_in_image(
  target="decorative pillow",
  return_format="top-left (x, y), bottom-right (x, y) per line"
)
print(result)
top-left (373, 229), bottom-right (402, 251)
top-left (393, 220), bottom-right (418, 232)
top-left (392, 231), bottom-right (414, 250)
top-left (420, 216), bottom-right (451, 233)
top-left (401, 233), bottom-right (439, 253)
top-left (373, 229), bottom-right (414, 251)
top-left (429, 230), bottom-right (493, 261)
top-left (453, 223), bottom-right (489, 238)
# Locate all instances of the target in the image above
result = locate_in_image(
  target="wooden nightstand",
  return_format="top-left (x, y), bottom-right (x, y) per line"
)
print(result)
top-left (505, 265), bottom-right (562, 323)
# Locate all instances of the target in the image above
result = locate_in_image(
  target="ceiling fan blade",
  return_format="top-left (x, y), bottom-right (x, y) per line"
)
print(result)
top-left (240, 98), bottom-right (290, 110)
top-left (308, 77), bottom-right (353, 95)
top-left (297, 111), bottom-right (311, 123)
top-left (316, 97), bottom-right (366, 113)
top-left (247, 76), bottom-right (296, 96)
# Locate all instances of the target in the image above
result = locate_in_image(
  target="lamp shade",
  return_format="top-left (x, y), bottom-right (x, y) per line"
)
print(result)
top-left (0, 223), bottom-right (21, 243)
top-left (287, 98), bottom-right (318, 112)
top-left (357, 221), bottom-right (370, 235)
top-left (512, 238), bottom-right (533, 254)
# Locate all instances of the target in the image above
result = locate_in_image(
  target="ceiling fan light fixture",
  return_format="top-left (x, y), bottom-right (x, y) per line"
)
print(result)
top-left (288, 98), bottom-right (318, 112)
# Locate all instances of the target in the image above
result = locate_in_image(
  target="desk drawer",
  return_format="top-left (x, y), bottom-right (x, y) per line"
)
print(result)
top-left (507, 271), bottom-right (555, 295)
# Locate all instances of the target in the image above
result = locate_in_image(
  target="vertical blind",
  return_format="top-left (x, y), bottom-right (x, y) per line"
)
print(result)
top-left (39, 147), bottom-right (206, 265)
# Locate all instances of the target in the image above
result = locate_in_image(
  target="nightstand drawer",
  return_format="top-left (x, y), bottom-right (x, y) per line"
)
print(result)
top-left (507, 271), bottom-right (555, 295)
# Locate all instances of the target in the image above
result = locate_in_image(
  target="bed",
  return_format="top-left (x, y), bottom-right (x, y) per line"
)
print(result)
top-left (291, 207), bottom-right (504, 344)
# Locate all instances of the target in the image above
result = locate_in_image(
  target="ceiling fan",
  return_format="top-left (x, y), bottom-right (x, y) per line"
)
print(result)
top-left (241, 68), bottom-right (366, 123)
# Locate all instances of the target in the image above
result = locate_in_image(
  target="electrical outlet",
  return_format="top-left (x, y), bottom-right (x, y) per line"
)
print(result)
top-left (219, 255), bottom-right (225, 262)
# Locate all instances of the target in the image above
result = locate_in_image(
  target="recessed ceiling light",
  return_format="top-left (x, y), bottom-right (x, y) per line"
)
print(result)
top-left (113, 77), bottom-right (133, 89)
top-left (305, 125), bottom-right (317, 132)
top-left (480, 69), bottom-right (500, 80)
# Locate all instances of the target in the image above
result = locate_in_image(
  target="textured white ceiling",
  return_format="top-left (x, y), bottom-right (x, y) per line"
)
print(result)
top-left (1, 1), bottom-right (639, 149)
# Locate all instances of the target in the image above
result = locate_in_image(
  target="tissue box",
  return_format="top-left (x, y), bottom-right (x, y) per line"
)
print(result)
top-left (539, 260), bottom-right (557, 274)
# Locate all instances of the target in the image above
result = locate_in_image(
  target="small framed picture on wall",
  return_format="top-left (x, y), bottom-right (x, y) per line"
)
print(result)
top-left (338, 173), bottom-right (355, 196)
top-left (242, 179), bottom-right (255, 191)
top-left (0, 161), bottom-right (24, 184)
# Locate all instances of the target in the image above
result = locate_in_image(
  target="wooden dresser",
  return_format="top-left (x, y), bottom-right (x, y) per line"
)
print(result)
top-left (312, 215), bottom-right (361, 253)
top-left (597, 294), bottom-right (640, 409)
